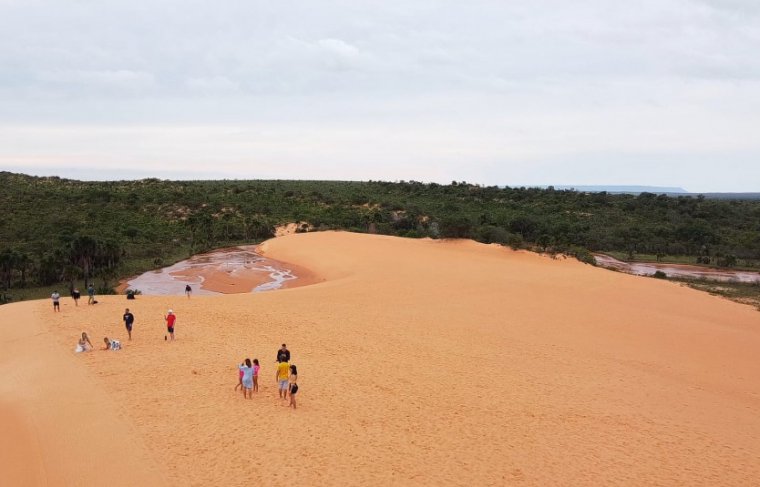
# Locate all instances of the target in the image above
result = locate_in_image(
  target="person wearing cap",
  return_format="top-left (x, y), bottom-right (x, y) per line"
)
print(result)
top-left (164, 309), bottom-right (176, 340)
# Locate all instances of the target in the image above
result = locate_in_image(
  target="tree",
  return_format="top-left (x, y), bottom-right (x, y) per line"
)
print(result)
top-left (0, 249), bottom-right (18, 289)
top-left (69, 235), bottom-right (99, 285)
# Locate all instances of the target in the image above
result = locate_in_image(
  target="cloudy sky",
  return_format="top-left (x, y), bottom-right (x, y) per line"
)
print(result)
top-left (1, 0), bottom-right (759, 191)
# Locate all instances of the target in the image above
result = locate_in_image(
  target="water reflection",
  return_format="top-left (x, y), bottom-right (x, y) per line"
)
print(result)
top-left (126, 246), bottom-right (297, 295)
top-left (594, 254), bottom-right (760, 283)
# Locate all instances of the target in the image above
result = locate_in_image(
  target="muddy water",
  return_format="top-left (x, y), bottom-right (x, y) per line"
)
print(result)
top-left (125, 246), bottom-right (297, 296)
top-left (594, 254), bottom-right (760, 283)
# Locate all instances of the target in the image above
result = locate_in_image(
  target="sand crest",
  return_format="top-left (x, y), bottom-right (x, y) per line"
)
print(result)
top-left (2, 231), bottom-right (759, 486)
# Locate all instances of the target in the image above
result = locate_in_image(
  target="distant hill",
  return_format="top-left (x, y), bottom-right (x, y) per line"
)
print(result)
top-left (551, 185), bottom-right (688, 194)
top-left (546, 185), bottom-right (760, 200)
top-left (696, 193), bottom-right (760, 200)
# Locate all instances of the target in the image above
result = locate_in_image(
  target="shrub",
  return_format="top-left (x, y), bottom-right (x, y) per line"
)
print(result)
top-left (568, 246), bottom-right (596, 265)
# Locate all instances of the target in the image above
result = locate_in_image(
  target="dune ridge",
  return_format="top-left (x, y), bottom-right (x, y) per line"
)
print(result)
top-left (1, 231), bottom-right (759, 486)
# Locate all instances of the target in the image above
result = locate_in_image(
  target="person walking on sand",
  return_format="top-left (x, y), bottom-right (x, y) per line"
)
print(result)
top-left (51, 291), bottom-right (61, 312)
top-left (276, 355), bottom-right (290, 399)
top-left (276, 344), bottom-right (290, 363)
top-left (239, 358), bottom-right (254, 399)
top-left (87, 284), bottom-right (95, 305)
top-left (75, 332), bottom-right (93, 353)
top-left (164, 309), bottom-right (176, 340)
top-left (185, 284), bottom-right (192, 298)
top-left (122, 308), bottom-right (134, 340)
top-left (288, 364), bottom-right (298, 409)
top-left (72, 288), bottom-right (81, 306)
top-left (235, 363), bottom-right (244, 392)
top-left (252, 359), bottom-right (260, 392)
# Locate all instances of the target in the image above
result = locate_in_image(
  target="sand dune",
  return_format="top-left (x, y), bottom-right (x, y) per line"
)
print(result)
top-left (1, 231), bottom-right (759, 486)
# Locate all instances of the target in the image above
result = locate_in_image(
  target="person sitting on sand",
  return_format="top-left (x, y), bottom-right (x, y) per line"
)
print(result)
top-left (288, 364), bottom-right (298, 409)
top-left (75, 332), bottom-right (93, 353)
top-left (239, 358), bottom-right (254, 399)
top-left (103, 337), bottom-right (121, 351)
top-left (276, 355), bottom-right (290, 399)
top-left (276, 344), bottom-right (290, 362)
top-left (252, 358), bottom-right (260, 392)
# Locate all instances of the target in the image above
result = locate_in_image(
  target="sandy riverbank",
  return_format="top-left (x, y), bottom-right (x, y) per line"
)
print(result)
top-left (117, 245), bottom-right (323, 295)
top-left (2, 231), bottom-right (759, 486)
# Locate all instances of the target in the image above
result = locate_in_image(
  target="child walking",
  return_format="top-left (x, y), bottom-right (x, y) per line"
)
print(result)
top-left (252, 359), bottom-right (260, 392)
top-left (288, 364), bottom-right (298, 409)
top-left (239, 358), bottom-right (254, 399)
top-left (234, 364), bottom-right (244, 392)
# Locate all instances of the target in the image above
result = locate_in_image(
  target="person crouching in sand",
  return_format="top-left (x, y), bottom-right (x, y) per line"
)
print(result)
top-left (103, 337), bottom-right (121, 350)
top-left (276, 355), bottom-right (290, 399)
top-left (75, 332), bottom-right (93, 353)
top-left (239, 358), bottom-right (254, 399)
top-left (288, 364), bottom-right (298, 409)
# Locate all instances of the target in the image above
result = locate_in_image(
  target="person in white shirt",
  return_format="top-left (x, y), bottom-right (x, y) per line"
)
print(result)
top-left (51, 291), bottom-right (61, 312)
top-left (75, 332), bottom-right (93, 353)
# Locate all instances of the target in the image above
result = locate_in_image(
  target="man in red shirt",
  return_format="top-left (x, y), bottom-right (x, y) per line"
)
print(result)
top-left (165, 309), bottom-right (177, 340)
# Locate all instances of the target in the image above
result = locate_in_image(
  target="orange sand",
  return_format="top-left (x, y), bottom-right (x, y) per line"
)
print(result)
top-left (1, 231), bottom-right (759, 486)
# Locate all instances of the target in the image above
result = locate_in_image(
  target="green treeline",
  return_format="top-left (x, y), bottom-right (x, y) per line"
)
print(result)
top-left (2, 172), bottom-right (760, 302)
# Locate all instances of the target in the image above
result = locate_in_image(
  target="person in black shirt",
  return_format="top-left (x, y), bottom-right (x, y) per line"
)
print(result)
top-left (123, 308), bottom-right (135, 340)
top-left (276, 344), bottom-right (290, 362)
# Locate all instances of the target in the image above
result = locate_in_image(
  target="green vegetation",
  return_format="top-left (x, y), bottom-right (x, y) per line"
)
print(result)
top-left (677, 279), bottom-right (760, 311)
top-left (2, 172), bottom-right (760, 304)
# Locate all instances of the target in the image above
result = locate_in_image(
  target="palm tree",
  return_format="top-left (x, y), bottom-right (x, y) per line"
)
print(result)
top-left (69, 235), bottom-right (99, 285)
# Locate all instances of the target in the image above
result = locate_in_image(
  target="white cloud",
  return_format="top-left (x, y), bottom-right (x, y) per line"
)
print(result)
top-left (35, 69), bottom-right (155, 90)
top-left (185, 76), bottom-right (240, 94)
top-left (0, 0), bottom-right (759, 190)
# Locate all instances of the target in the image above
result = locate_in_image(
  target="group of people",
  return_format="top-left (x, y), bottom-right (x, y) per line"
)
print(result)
top-left (62, 284), bottom-right (301, 408)
top-left (75, 332), bottom-right (122, 352)
top-left (236, 344), bottom-right (299, 408)
top-left (73, 307), bottom-right (178, 353)
top-left (52, 284), bottom-right (96, 312)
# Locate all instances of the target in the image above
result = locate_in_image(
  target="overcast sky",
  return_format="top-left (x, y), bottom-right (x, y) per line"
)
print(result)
top-left (1, 0), bottom-right (759, 191)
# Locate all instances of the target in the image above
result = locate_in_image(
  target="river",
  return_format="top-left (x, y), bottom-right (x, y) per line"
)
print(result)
top-left (124, 246), bottom-right (298, 296)
top-left (594, 254), bottom-right (760, 283)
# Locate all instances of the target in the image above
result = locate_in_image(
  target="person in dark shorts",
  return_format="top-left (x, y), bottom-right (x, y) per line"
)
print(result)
top-left (123, 308), bottom-right (134, 340)
top-left (185, 284), bottom-right (192, 298)
top-left (276, 344), bottom-right (290, 362)
top-left (164, 309), bottom-right (176, 340)
top-left (51, 291), bottom-right (60, 311)
top-left (87, 284), bottom-right (95, 305)
top-left (72, 288), bottom-right (81, 306)
top-left (288, 364), bottom-right (298, 409)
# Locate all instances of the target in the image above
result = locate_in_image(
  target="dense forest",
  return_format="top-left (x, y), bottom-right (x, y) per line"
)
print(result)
top-left (2, 171), bottom-right (760, 303)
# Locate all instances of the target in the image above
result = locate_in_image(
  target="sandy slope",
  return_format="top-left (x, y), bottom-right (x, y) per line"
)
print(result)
top-left (1, 231), bottom-right (759, 486)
